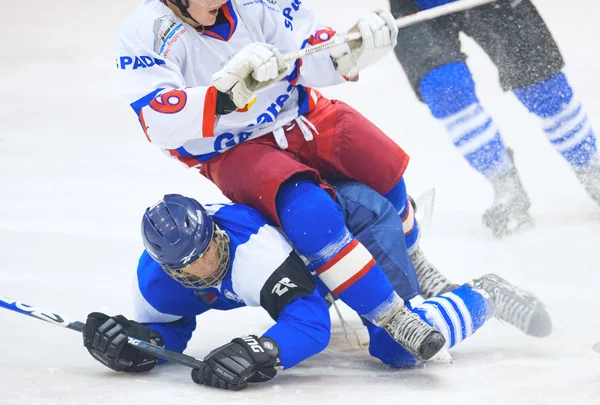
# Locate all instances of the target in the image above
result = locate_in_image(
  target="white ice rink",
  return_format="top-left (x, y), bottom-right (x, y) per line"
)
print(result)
top-left (1, 1), bottom-right (599, 404)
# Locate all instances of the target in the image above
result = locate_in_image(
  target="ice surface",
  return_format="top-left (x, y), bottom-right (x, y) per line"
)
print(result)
top-left (1, 1), bottom-right (599, 404)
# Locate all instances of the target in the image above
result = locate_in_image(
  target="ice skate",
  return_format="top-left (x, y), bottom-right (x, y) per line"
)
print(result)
top-left (469, 274), bottom-right (552, 337)
top-left (574, 160), bottom-right (600, 207)
top-left (410, 247), bottom-right (459, 299)
top-left (381, 305), bottom-right (447, 361)
top-left (483, 156), bottom-right (533, 238)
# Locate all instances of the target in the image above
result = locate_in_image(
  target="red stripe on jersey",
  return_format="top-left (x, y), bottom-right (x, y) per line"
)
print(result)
top-left (203, 86), bottom-right (218, 138)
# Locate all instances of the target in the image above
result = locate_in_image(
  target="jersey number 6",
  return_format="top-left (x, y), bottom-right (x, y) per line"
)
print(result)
top-left (150, 89), bottom-right (188, 114)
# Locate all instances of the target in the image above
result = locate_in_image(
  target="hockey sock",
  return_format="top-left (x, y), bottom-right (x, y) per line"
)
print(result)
top-left (513, 72), bottom-right (597, 167)
top-left (276, 179), bottom-right (400, 319)
top-left (383, 178), bottom-right (419, 254)
top-left (365, 320), bottom-right (418, 368)
top-left (420, 62), bottom-right (513, 179)
top-left (412, 284), bottom-right (492, 348)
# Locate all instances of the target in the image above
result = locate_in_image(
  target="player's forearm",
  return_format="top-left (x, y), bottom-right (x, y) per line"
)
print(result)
top-left (143, 317), bottom-right (197, 355)
top-left (262, 293), bottom-right (331, 369)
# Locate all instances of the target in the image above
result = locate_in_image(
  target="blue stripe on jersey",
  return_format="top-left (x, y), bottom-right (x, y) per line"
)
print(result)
top-left (296, 85), bottom-right (311, 117)
top-left (130, 88), bottom-right (164, 116)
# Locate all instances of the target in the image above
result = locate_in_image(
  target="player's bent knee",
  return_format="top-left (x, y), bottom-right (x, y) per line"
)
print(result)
top-left (276, 177), bottom-right (347, 256)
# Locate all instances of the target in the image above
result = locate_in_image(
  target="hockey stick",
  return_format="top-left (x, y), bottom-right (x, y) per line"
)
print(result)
top-left (0, 296), bottom-right (206, 369)
top-left (282, 0), bottom-right (497, 63)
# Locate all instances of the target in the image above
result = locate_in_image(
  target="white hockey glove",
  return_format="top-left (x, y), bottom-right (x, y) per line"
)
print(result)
top-left (329, 11), bottom-right (398, 79)
top-left (212, 43), bottom-right (289, 109)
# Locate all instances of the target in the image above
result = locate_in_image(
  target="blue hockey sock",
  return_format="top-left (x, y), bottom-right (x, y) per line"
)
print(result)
top-left (412, 285), bottom-right (492, 348)
top-left (513, 72), bottom-right (597, 167)
top-left (384, 178), bottom-right (419, 254)
top-left (420, 62), bottom-right (513, 179)
top-left (365, 321), bottom-right (418, 369)
top-left (277, 178), bottom-right (399, 318)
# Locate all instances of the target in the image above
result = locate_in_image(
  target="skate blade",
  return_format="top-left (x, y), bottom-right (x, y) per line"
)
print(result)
top-left (415, 188), bottom-right (436, 237)
top-left (430, 347), bottom-right (453, 364)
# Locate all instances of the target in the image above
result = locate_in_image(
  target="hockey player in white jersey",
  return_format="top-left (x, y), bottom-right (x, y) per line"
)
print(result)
top-left (117, 0), bottom-right (443, 362)
top-left (82, 182), bottom-right (552, 390)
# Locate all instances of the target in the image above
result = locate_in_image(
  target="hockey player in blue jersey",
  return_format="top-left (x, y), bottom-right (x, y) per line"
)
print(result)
top-left (82, 181), bottom-right (552, 390)
top-left (389, 0), bottom-right (600, 237)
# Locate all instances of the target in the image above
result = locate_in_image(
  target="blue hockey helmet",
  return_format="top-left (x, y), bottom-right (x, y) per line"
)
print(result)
top-left (142, 194), bottom-right (214, 271)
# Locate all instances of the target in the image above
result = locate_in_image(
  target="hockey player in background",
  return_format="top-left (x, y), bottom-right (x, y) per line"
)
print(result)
top-left (117, 0), bottom-right (445, 357)
top-left (389, 0), bottom-right (600, 237)
top-left (82, 182), bottom-right (552, 390)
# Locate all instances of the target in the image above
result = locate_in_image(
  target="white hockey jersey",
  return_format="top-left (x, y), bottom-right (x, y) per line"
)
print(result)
top-left (117, 0), bottom-right (346, 167)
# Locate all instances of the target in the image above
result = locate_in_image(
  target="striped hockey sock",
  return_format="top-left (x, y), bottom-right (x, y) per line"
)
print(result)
top-left (421, 62), bottom-right (513, 179)
top-left (514, 72), bottom-right (597, 167)
top-left (412, 284), bottom-right (492, 348)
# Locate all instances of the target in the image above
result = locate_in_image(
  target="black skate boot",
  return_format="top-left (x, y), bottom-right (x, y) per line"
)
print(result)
top-left (410, 247), bottom-right (459, 299)
top-left (482, 152), bottom-right (533, 238)
top-left (469, 274), bottom-right (552, 337)
top-left (574, 160), bottom-right (600, 207)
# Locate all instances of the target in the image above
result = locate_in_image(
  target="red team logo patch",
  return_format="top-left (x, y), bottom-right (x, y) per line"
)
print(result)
top-left (150, 89), bottom-right (188, 114)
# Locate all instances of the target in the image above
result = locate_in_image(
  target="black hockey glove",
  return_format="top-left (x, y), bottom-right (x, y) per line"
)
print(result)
top-left (83, 312), bottom-right (163, 373)
top-left (191, 335), bottom-right (279, 391)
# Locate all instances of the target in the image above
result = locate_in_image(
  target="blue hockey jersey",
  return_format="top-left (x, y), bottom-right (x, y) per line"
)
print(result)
top-left (132, 202), bottom-right (330, 368)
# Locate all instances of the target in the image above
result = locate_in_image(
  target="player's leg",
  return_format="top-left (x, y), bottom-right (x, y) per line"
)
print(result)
top-left (367, 284), bottom-right (492, 368)
top-left (276, 176), bottom-right (444, 361)
top-left (514, 75), bottom-right (599, 206)
top-left (368, 277), bottom-right (552, 368)
top-left (333, 180), bottom-right (421, 301)
top-left (465, 0), bottom-right (599, 207)
top-left (201, 135), bottom-right (445, 360)
top-left (333, 181), bottom-right (551, 367)
top-left (338, 179), bottom-right (456, 299)
top-left (389, 0), bottom-right (531, 237)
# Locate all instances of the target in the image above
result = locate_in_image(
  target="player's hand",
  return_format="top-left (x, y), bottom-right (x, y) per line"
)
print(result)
top-left (212, 43), bottom-right (289, 109)
top-left (329, 11), bottom-right (398, 79)
top-left (82, 312), bottom-right (163, 373)
top-left (191, 335), bottom-right (279, 390)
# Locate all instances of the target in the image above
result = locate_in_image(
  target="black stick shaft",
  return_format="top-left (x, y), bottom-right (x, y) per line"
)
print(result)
top-left (0, 296), bottom-right (205, 369)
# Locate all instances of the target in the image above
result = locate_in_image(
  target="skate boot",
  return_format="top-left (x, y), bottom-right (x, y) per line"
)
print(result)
top-left (574, 160), bottom-right (600, 207)
top-left (410, 247), bottom-right (459, 299)
top-left (469, 274), bottom-right (552, 337)
top-left (483, 154), bottom-right (533, 238)
top-left (380, 304), bottom-right (447, 361)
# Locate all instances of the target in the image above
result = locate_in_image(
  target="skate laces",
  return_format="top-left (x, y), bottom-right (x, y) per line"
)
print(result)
top-left (384, 306), bottom-right (435, 354)
top-left (411, 248), bottom-right (451, 299)
top-left (477, 276), bottom-right (535, 331)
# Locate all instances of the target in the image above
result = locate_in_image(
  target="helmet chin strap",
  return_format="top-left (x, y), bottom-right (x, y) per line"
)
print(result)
top-left (168, 0), bottom-right (201, 26)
